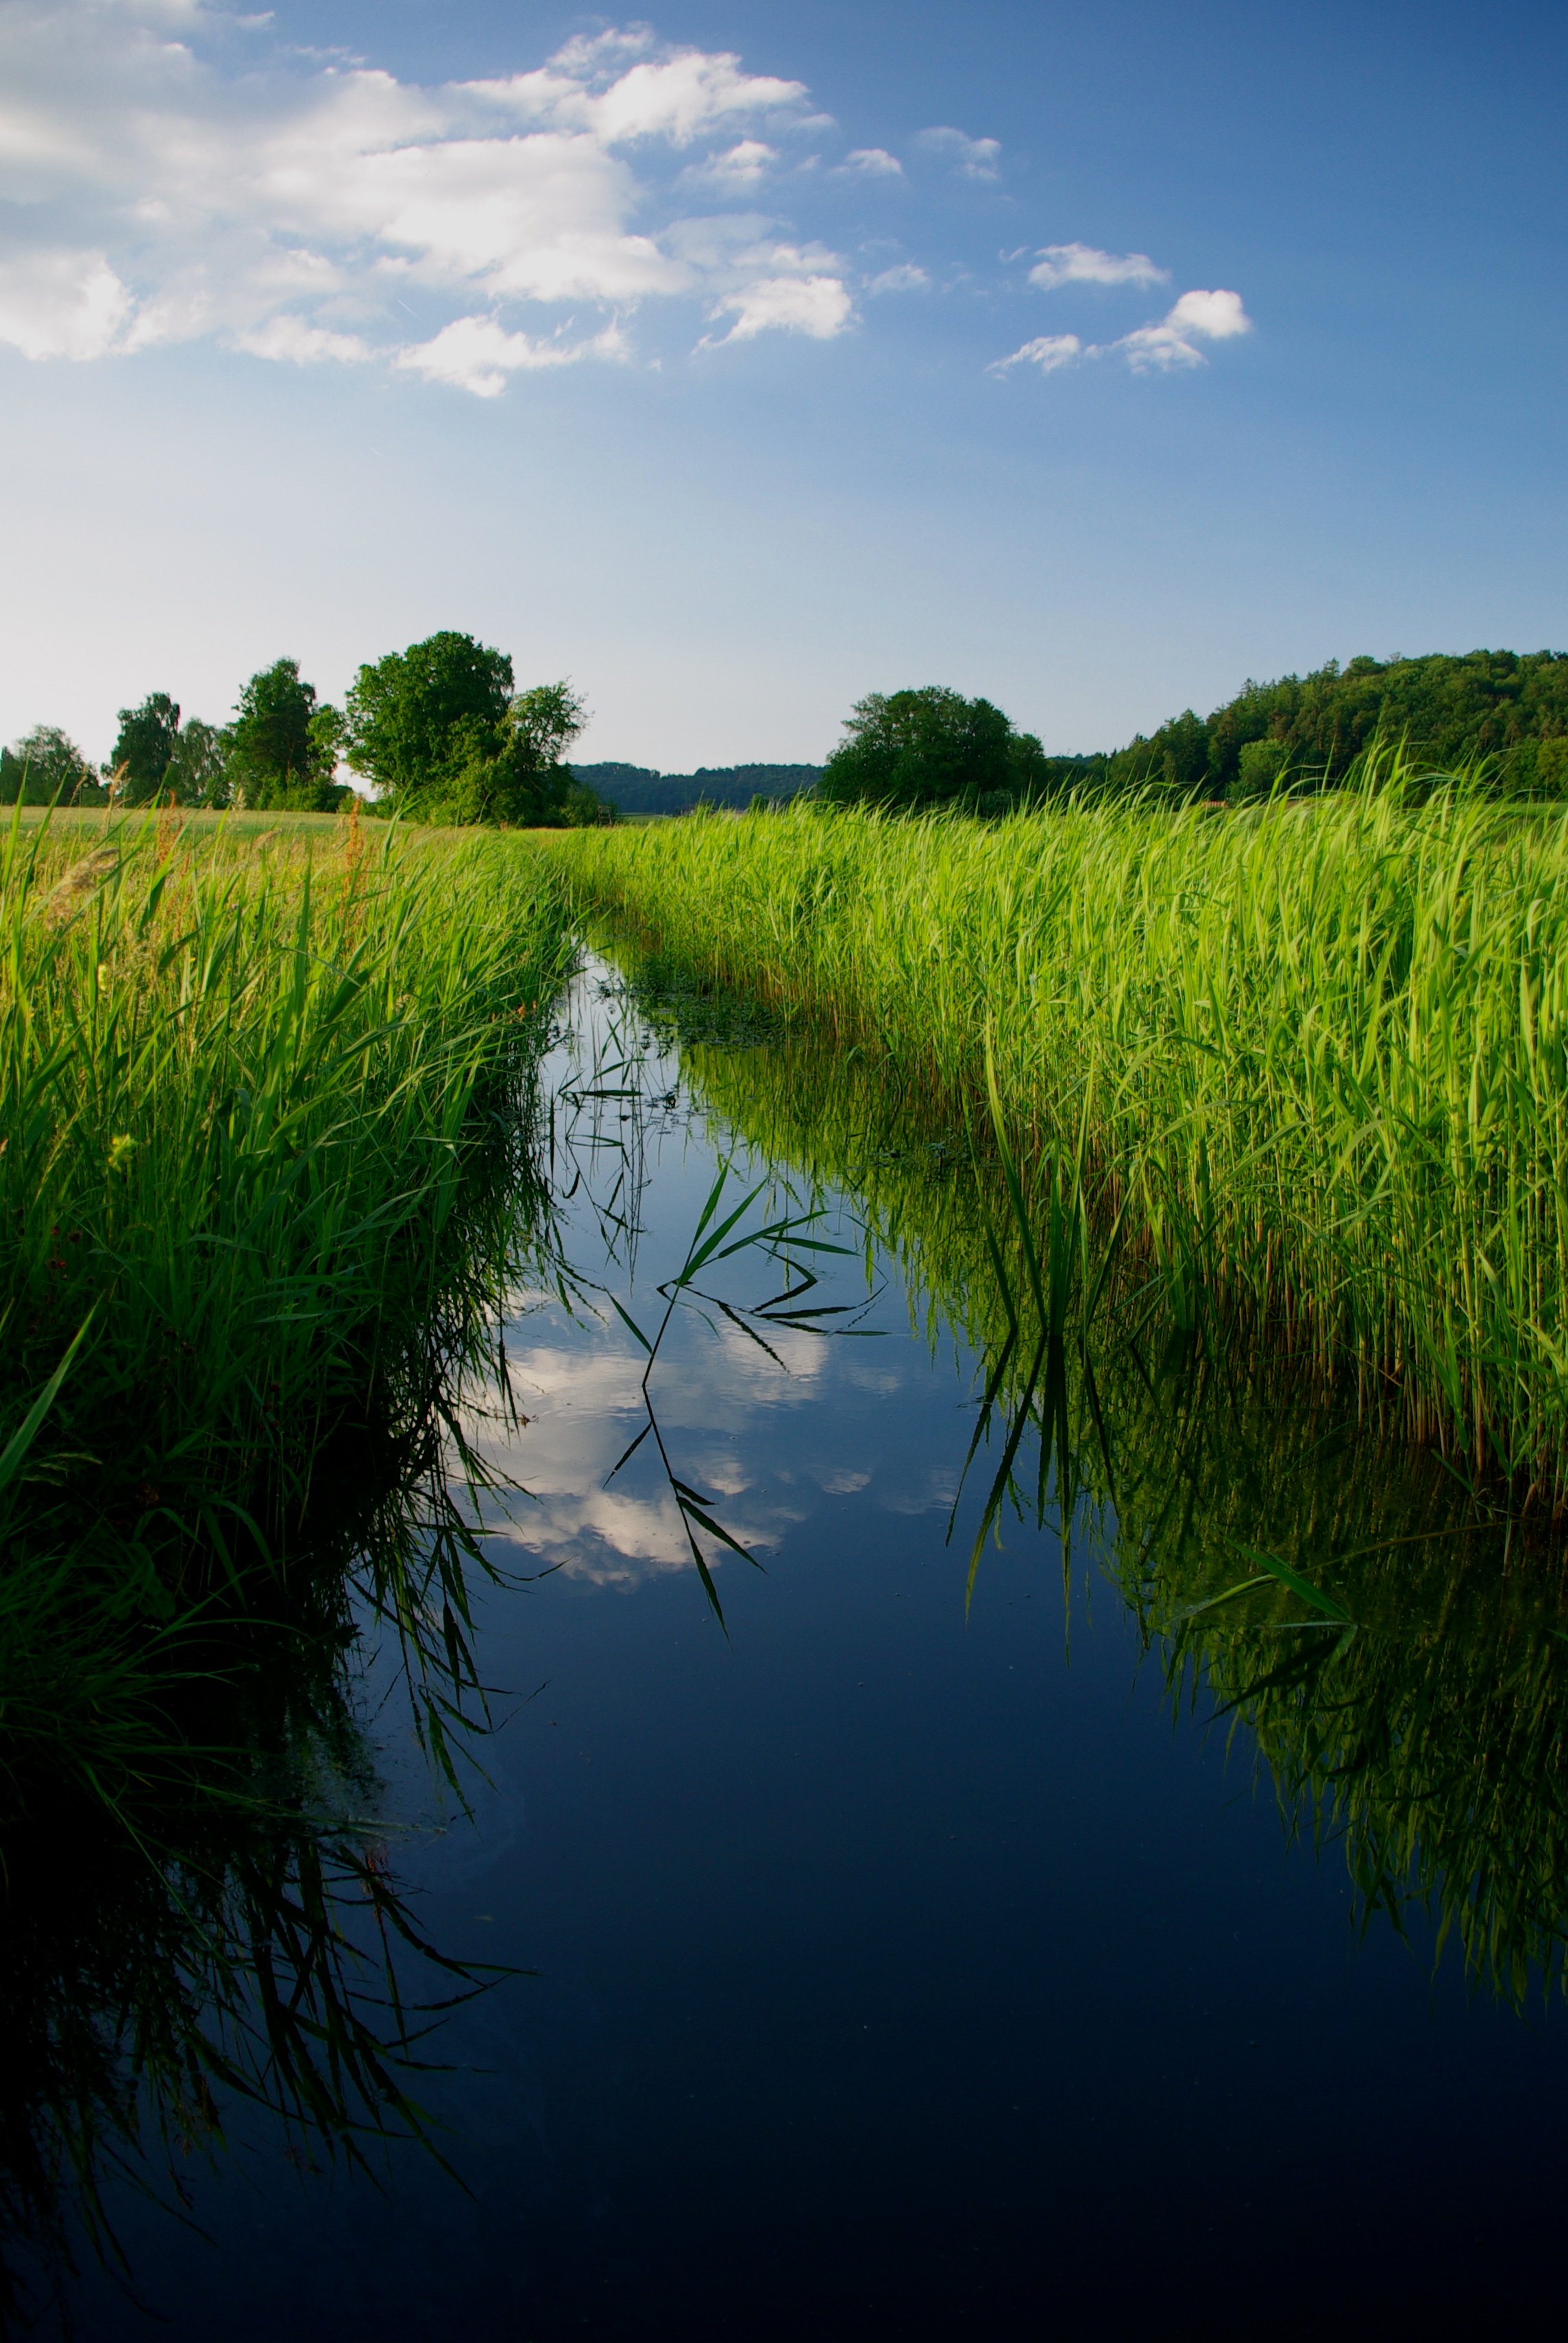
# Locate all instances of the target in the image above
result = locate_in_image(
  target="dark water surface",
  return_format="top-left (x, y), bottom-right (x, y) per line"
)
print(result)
top-left (51, 956), bottom-right (1568, 2338)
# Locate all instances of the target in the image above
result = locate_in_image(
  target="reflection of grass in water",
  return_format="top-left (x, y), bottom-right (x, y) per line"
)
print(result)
top-left (0, 811), bottom-right (575, 2305)
top-left (0, 1370), bottom-right (530, 2316)
top-left (659, 993), bottom-right (1568, 2005)
top-left (0, 1091), bottom-right (550, 2311)
top-left (550, 766), bottom-right (1568, 1503)
top-left (602, 934), bottom-right (791, 1052)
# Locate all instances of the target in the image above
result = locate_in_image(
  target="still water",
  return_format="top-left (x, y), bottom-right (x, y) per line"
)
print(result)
top-left (49, 951), bottom-right (1568, 2336)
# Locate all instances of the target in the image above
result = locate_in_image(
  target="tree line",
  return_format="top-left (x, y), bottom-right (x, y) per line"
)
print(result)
top-left (8, 642), bottom-right (1565, 825)
top-left (810, 652), bottom-right (1568, 815)
top-left (1101, 649), bottom-right (1568, 801)
top-left (0, 633), bottom-right (613, 825)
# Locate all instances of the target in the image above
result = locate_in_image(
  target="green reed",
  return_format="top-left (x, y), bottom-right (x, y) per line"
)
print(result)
top-left (0, 803), bottom-right (573, 1804)
top-left (552, 764), bottom-right (1568, 1500)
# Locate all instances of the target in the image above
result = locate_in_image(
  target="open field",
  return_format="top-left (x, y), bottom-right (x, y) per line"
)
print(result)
top-left (548, 771), bottom-right (1568, 1502)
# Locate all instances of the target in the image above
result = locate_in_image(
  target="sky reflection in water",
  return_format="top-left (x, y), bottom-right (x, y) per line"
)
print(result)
top-left (63, 951), bottom-right (1568, 2341)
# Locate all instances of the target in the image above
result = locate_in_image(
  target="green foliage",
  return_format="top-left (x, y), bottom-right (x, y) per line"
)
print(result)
top-left (1234, 735), bottom-right (1290, 799)
top-left (1111, 648), bottom-right (1568, 798)
top-left (230, 658), bottom-right (345, 811)
top-left (106, 696), bottom-right (235, 808)
top-left (0, 727), bottom-right (103, 808)
top-left (440, 679), bottom-right (595, 826)
top-left (345, 635), bottom-right (601, 825)
top-left (343, 631), bottom-right (513, 810)
top-left (110, 693), bottom-right (184, 805)
top-left (0, 818), bottom-right (572, 2257)
top-left (817, 686), bottom-right (1057, 814)
top-left (163, 714), bottom-right (232, 807)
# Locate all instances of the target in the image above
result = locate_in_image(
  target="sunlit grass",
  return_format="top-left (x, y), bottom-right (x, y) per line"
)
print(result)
top-left (0, 802), bottom-right (574, 1806)
top-left (549, 762), bottom-right (1568, 1498)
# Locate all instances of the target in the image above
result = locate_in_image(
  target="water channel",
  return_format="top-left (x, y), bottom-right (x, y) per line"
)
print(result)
top-left (29, 945), bottom-right (1568, 2336)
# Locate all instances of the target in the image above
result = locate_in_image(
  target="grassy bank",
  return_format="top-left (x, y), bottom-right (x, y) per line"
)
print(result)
top-left (549, 772), bottom-right (1568, 1500)
top-left (0, 805), bottom-right (572, 1805)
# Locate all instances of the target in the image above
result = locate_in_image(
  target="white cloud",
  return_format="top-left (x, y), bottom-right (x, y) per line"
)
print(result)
top-left (1116, 287), bottom-right (1252, 369)
top-left (991, 288), bottom-right (1251, 380)
top-left (0, 5), bottom-right (855, 391)
top-left (916, 125), bottom-right (1001, 180)
top-left (990, 332), bottom-right (1083, 376)
top-left (681, 138), bottom-right (779, 189)
top-left (866, 263), bottom-right (929, 295)
top-left (232, 314), bottom-right (374, 367)
top-left (838, 147), bottom-right (903, 177)
top-left (396, 315), bottom-right (627, 396)
top-left (1027, 241), bottom-right (1167, 291)
top-left (0, 247), bottom-right (132, 359)
top-left (707, 271), bottom-right (853, 343)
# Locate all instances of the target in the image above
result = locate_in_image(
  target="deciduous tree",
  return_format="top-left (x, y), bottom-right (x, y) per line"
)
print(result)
top-left (230, 659), bottom-right (345, 811)
top-left (817, 688), bottom-right (1052, 813)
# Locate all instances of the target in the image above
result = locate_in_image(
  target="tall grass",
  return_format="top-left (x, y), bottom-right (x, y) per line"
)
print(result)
top-left (0, 804), bottom-right (573, 1804)
top-left (551, 764), bottom-right (1568, 1499)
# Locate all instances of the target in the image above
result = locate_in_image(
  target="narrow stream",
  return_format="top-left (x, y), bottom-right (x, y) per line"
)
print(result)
top-left (55, 947), bottom-right (1568, 2338)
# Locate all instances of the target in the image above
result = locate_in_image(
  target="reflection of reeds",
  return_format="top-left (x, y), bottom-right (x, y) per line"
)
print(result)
top-left (551, 757), bottom-right (1568, 1503)
top-left (660, 983), bottom-right (1568, 2004)
top-left (0, 808), bottom-right (575, 2292)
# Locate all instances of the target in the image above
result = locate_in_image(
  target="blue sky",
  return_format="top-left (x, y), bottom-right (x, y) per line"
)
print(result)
top-left (1, 0), bottom-right (1563, 769)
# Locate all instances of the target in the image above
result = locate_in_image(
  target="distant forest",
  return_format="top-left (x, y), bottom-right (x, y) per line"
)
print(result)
top-left (570, 763), bottom-right (822, 814)
top-left (1103, 649), bottom-right (1568, 800)
top-left (576, 652), bottom-right (1568, 818)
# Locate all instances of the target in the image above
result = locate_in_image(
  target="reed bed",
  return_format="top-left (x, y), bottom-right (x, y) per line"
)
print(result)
top-left (552, 770), bottom-right (1568, 1501)
top-left (0, 805), bottom-right (573, 1801)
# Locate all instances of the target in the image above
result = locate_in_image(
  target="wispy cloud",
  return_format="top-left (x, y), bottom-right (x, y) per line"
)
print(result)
top-left (991, 287), bottom-right (1252, 379)
top-left (866, 263), bottom-right (929, 295)
top-left (397, 315), bottom-right (627, 396)
top-left (0, 5), bottom-right (861, 390)
top-left (705, 266), bottom-right (853, 345)
top-left (837, 147), bottom-right (903, 178)
top-left (1027, 241), bottom-right (1168, 291)
top-left (916, 125), bottom-right (1002, 180)
top-left (680, 138), bottom-right (779, 190)
top-left (992, 332), bottom-right (1083, 375)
